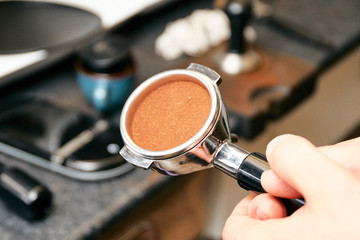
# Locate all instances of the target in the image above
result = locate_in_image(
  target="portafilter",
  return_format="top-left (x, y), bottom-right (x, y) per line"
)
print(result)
top-left (120, 63), bottom-right (304, 213)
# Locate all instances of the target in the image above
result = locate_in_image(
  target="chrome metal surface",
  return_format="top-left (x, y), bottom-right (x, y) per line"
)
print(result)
top-left (213, 141), bottom-right (250, 179)
top-left (120, 63), bottom-right (232, 175)
top-left (51, 120), bottom-right (109, 165)
top-left (1, 172), bottom-right (29, 202)
top-left (64, 157), bottom-right (124, 172)
top-left (187, 63), bottom-right (222, 85)
top-left (120, 146), bottom-right (154, 169)
top-left (119, 63), bottom-right (265, 177)
top-left (120, 65), bottom-right (223, 161)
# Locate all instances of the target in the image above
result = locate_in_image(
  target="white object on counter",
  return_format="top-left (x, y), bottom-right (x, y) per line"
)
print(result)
top-left (155, 9), bottom-right (231, 61)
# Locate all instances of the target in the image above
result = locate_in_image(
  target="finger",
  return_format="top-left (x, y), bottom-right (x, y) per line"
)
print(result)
top-left (231, 192), bottom-right (257, 216)
top-left (261, 170), bottom-right (302, 199)
top-left (262, 137), bottom-right (360, 197)
top-left (334, 136), bottom-right (360, 146)
top-left (223, 193), bottom-right (257, 240)
top-left (319, 142), bottom-right (360, 177)
top-left (224, 192), bottom-right (306, 240)
top-left (224, 207), bottom-right (304, 240)
top-left (265, 134), bottom-right (351, 201)
top-left (248, 193), bottom-right (287, 220)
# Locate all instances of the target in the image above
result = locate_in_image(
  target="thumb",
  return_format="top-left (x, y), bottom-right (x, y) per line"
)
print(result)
top-left (265, 134), bottom-right (351, 203)
top-left (262, 136), bottom-right (360, 198)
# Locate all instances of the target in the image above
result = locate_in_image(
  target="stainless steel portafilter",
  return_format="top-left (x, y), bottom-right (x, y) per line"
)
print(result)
top-left (120, 63), bottom-right (304, 213)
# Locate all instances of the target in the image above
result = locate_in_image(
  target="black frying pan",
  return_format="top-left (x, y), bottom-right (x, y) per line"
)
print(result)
top-left (0, 1), bottom-right (103, 86)
top-left (0, 1), bottom-right (102, 54)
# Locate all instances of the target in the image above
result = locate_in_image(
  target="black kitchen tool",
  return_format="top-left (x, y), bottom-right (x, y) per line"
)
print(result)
top-left (0, 1), bottom-right (102, 88)
top-left (0, 97), bottom-right (134, 181)
top-left (216, 0), bottom-right (261, 74)
top-left (0, 1), bottom-right (102, 54)
top-left (0, 162), bottom-right (53, 220)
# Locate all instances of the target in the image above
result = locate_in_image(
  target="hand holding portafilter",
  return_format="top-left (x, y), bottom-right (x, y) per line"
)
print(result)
top-left (119, 63), bottom-right (304, 213)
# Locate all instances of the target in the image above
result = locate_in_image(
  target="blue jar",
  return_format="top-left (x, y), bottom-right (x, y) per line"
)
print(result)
top-left (75, 34), bottom-right (135, 113)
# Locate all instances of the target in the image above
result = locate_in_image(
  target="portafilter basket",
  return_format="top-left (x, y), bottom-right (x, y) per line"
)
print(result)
top-left (120, 63), bottom-right (304, 214)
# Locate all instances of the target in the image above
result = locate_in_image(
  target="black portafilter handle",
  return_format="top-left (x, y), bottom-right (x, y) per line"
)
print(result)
top-left (224, 0), bottom-right (252, 54)
top-left (238, 152), bottom-right (305, 215)
top-left (214, 142), bottom-right (305, 215)
top-left (0, 163), bottom-right (53, 220)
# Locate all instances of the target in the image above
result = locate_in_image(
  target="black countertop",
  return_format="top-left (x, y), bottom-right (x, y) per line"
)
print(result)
top-left (0, 0), bottom-right (359, 239)
top-left (255, 0), bottom-right (360, 69)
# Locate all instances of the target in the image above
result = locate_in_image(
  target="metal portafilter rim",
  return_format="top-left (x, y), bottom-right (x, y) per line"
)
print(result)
top-left (120, 67), bottom-right (222, 160)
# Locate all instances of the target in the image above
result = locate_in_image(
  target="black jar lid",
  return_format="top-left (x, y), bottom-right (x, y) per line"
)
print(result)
top-left (77, 34), bottom-right (133, 74)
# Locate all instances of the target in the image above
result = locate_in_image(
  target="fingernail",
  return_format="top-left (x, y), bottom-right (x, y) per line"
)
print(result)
top-left (266, 134), bottom-right (291, 156)
top-left (261, 169), bottom-right (277, 181)
top-left (256, 207), bottom-right (270, 220)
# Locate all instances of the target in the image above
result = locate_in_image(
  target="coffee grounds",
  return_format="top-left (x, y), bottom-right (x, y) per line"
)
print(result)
top-left (129, 80), bottom-right (211, 151)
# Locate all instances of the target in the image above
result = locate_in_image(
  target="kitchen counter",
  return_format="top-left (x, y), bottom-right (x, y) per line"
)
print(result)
top-left (254, 0), bottom-right (360, 69)
top-left (0, 157), bottom-right (165, 240)
top-left (0, 0), bottom-right (359, 239)
top-left (186, 0), bottom-right (360, 139)
top-left (0, 1), bottom-right (214, 239)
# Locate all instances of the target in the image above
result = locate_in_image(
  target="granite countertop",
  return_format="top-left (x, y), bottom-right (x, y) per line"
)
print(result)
top-left (253, 0), bottom-right (360, 66)
top-left (0, 1), bottom-right (213, 240)
top-left (0, 155), bottom-right (170, 240)
top-left (0, 0), bottom-right (359, 239)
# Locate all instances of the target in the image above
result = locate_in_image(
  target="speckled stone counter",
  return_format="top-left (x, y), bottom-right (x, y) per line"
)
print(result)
top-left (0, 0), bottom-right (359, 239)
top-left (0, 1), bottom-right (214, 239)
top-left (0, 154), bottom-right (170, 240)
top-left (253, 0), bottom-right (360, 66)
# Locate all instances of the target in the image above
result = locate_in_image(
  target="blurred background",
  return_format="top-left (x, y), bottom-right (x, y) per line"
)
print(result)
top-left (0, 0), bottom-right (359, 239)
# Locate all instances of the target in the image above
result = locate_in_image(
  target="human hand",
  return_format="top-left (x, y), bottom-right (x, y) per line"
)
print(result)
top-left (223, 134), bottom-right (360, 240)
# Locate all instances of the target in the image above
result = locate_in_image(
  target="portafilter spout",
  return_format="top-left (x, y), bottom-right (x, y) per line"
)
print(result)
top-left (120, 63), bottom-right (304, 213)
